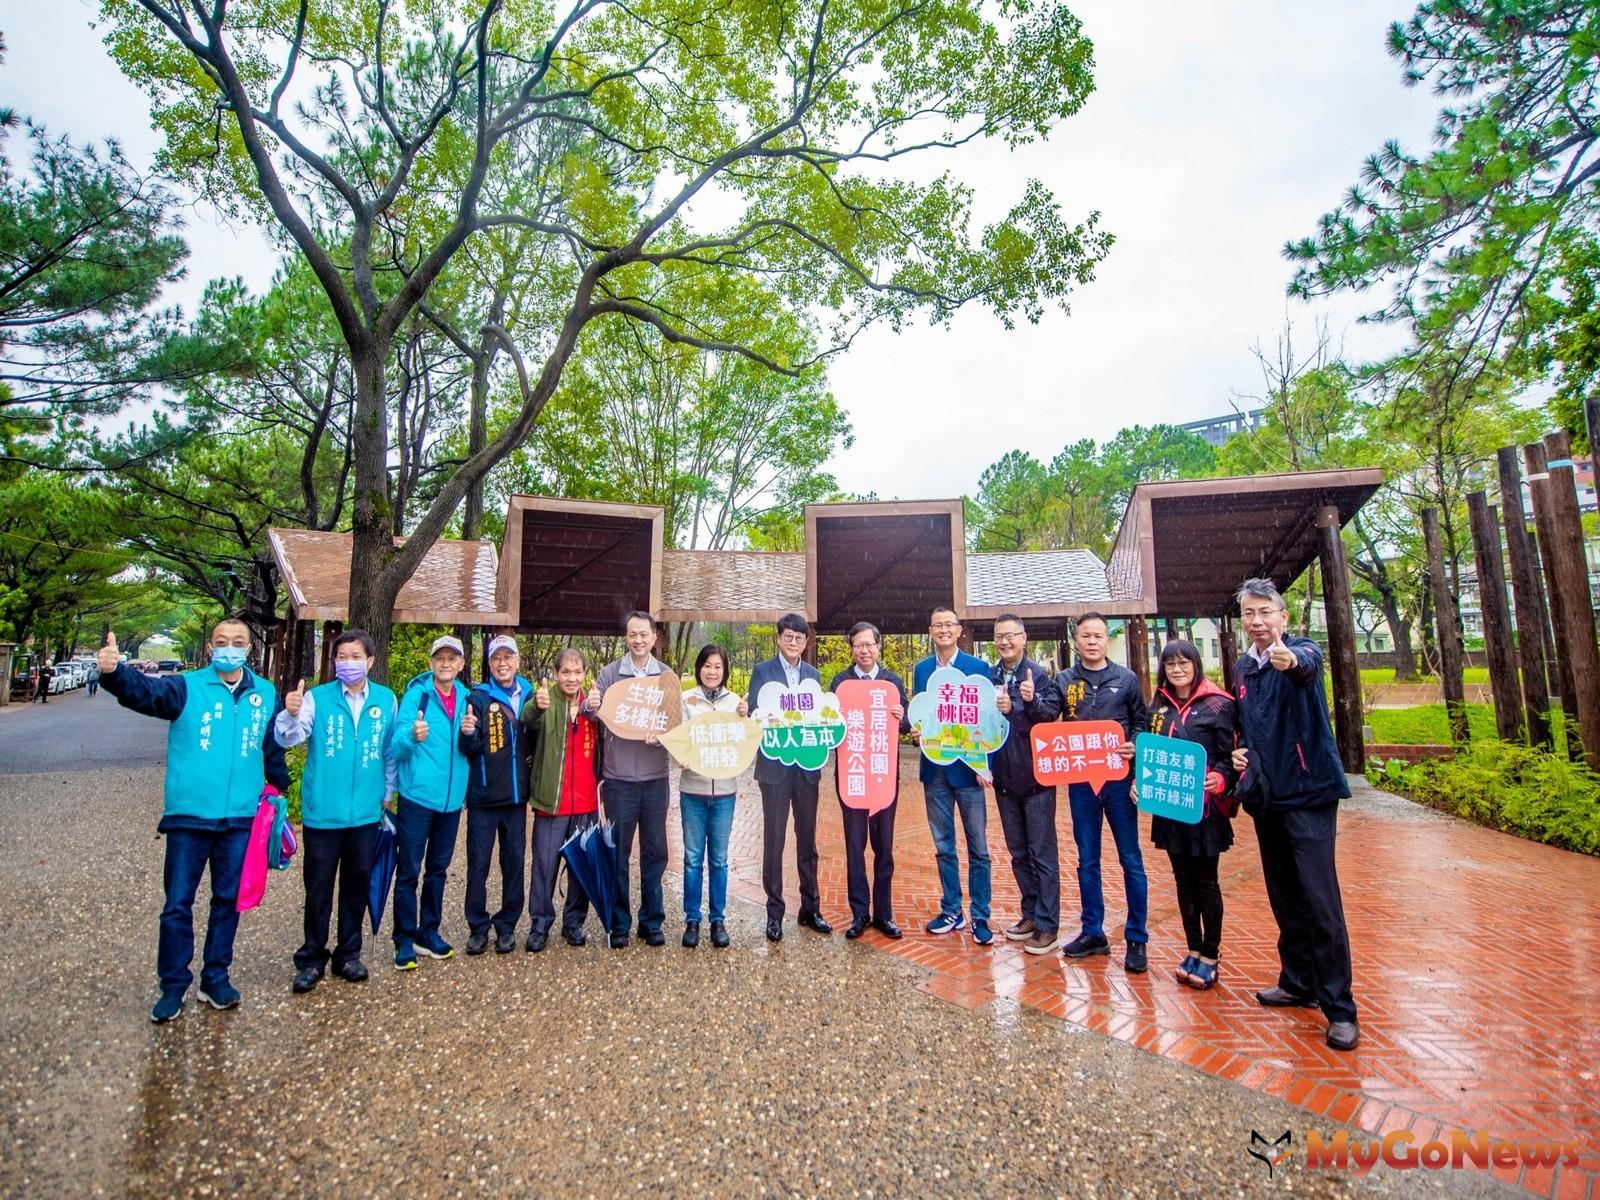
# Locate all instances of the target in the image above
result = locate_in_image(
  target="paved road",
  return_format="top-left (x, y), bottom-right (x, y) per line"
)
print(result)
top-left (0, 685), bottom-right (166, 774)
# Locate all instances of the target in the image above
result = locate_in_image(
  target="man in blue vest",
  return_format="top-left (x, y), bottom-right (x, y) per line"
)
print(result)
top-left (389, 635), bottom-right (471, 971)
top-left (99, 621), bottom-right (287, 1024)
top-left (911, 605), bottom-right (994, 944)
top-left (274, 629), bottom-right (397, 993)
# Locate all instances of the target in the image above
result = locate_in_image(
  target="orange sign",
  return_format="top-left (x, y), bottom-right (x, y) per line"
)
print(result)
top-left (1028, 720), bottom-right (1130, 793)
top-left (835, 679), bottom-right (899, 815)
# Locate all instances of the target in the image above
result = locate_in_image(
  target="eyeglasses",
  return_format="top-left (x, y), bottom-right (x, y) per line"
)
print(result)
top-left (994, 631), bottom-right (1025, 642)
top-left (930, 622), bottom-right (960, 631)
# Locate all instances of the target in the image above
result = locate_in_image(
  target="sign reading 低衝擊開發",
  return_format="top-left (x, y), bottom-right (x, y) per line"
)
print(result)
top-left (1133, 731), bottom-right (1206, 825)
top-left (907, 666), bottom-right (1008, 770)
top-left (753, 679), bottom-right (846, 771)
top-left (659, 709), bottom-right (762, 780)
top-left (834, 678), bottom-right (899, 815)
top-left (597, 674), bottom-right (684, 741)
top-left (1028, 720), bottom-right (1130, 793)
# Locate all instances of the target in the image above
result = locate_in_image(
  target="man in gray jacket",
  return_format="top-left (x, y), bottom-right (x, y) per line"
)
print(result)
top-left (585, 611), bottom-right (672, 948)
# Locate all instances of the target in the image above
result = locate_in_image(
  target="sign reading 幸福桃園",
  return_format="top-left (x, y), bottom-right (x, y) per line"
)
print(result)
top-left (1132, 731), bottom-right (1206, 824)
top-left (834, 679), bottom-right (899, 814)
top-left (753, 679), bottom-right (846, 771)
top-left (907, 666), bottom-right (1008, 770)
top-left (597, 673), bottom-right (684, 741)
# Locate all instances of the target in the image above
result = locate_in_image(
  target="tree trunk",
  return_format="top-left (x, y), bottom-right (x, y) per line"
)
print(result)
top-left (346, 346), bottom-right (400, 680)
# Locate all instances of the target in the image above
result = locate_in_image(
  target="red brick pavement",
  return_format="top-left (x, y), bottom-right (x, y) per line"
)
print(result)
top-left (660, 750), bottom-right (1600, 1198)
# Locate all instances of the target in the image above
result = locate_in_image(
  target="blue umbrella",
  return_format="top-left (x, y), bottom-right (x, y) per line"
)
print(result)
top-left (368, 809), bottom-right (397, 934)
top-left (559, 820), bottom-right (616, 933)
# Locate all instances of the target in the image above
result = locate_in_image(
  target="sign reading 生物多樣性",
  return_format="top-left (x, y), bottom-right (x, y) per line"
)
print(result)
top-left (597, 674), bottom-right (684, 741)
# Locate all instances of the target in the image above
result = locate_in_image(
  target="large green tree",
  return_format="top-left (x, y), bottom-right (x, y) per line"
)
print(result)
top-left (102, 0), bottom-right (1111, 674)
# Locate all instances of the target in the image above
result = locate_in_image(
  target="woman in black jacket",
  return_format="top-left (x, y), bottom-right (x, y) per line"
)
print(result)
top-left (1145, 640), bottom-right (1238, 990)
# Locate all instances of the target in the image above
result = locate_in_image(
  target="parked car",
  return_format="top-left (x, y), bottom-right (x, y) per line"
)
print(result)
top-left (157, 659), bottom-right (184, 674)
top-left (139, 660), bottom-right (160, 675)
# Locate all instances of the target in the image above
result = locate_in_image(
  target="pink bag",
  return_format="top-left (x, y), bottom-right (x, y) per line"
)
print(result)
top-left (236, 789), bottom-right (279, 913)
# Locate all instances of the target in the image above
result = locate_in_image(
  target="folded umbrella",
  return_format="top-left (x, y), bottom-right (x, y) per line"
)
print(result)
top-left (559, 820), bottom-right (616, 934)
top-left (368, 809), bottom-right (398, 934)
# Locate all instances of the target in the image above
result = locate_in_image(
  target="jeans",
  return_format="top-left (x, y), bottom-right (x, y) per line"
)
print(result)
top-left (392, 798), bottom-right (462, 950)
top-left (995, 786), bottom-right (1060, 934)
top-left (158, 826), bottom-right (251, 995)
top-left (1068, 776), bottom-right (1147, 943)
top-left (923, 775), bottom-right (990, 924)
top-left (604, 777), bottom-right (669, 937)
top-left (680, 792), bottom-right (736, 923)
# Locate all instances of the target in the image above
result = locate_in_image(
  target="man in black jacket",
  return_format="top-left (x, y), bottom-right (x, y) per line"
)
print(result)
top-left (988, 615), bottom-right (1063, 955)
top-left (1052, 612), bottom-right (1150, 972)
top-left (1230, 578), bottom-right (1359, 1052)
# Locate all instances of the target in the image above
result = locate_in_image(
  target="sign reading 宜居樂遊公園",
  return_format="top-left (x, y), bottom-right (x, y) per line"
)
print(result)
top-left (753, 679), bottom-right (846, 771)
top-left (907, 666), bottom-right (1008, 770)
top-left (835, 678), bottom-right (899, 814)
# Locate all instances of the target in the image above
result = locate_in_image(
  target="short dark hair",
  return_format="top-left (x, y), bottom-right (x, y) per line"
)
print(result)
top-left (210, 616), bottom-right (251, 640)
top-left (1074, 612), bottom-right (1109, 634)
top-left (553, 647), bottom-right (586, 671)
top-left (332, 628), bottom-right (376, 657)
top-left (1156, 638), bottom-right (1206, 692)
top-left (623, 610), bottom-right (656, 630)
top-left (695, 643), bottom-right (729, 688)
top-left (776, 612), bottom-right (810, 637)
top-left (929, 604), bottom-right (960, 624)
top-left (846, 620), bottom-right (880, 646)
top-left (993, 613), bottom-right (1025, 630)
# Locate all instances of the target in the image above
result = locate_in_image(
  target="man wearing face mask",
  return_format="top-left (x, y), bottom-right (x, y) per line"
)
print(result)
top-left (275, 629), bottom-right (398, 994)
top-left (100, 620), bottom-right (288, 1024)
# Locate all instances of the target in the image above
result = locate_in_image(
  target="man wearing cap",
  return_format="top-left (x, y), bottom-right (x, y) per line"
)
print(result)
top-left (458, 635), bottom-right (534, 956)
top-left (389, 635), bottom-right (472, 970)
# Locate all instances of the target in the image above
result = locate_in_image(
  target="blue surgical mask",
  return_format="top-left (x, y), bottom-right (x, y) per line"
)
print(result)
top-left (210, 646), bottom-right (248, 673)
top-left (335, 660), bottom-right (369, 687)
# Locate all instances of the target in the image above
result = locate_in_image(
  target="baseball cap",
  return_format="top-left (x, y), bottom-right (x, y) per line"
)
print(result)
top-left (487, 634), bottom-right (519, 658)
top-left (429, 635), bottom-right (464, 658)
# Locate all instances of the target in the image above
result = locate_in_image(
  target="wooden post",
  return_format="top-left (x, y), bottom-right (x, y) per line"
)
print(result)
top-left (318, 621), bottom-right (339, 684)
top-left (1422, 508), bottom-right (1469, 745)
top-left (1540, 431), bottom-right (1600, 769)
top-left (1218, 612), bottom-right (1240, 692)
top-left (1466, 492), bottom-right (1524, 743)
top-left (1495, 447), bottom-right (1551, 748)
top-left (1316, 506), bottom-right (1366, 773)
top-left (1124, 616), bottom-right (1150, 699)
top-left (1525, 441), bottom-right (1583, 758)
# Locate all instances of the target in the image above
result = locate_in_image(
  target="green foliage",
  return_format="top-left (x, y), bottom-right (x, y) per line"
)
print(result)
top-left (1378, 739), bottom-right (1600, 856)
top-left (1367, 703), bottom-right (1498, 745)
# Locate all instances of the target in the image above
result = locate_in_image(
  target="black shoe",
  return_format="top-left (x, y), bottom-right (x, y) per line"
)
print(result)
top-left (1256, 985), bottom-right (1317, 1008)
top-left (525, 931), bottom-right (548, 953)
top-left (1326, 1020), bottom-right (1360, 1051)
top-left (709, 921), bottom-right (730, 948)
top-left (292, 967), bottom-right (323, 994)
top-left (495, 931), bottom-right (515, 954)
top-left (1061, 932), bottom-right (1111, 959)
top-left (1123, 941), bottom-right (1148, 974)
top-left (872, 917), bottom-right (904, 940)
top-left (608, 932), bottom-right (630, 950)
top-left (682, 921), bottom-right (700, 948)
top-left (798, 911), bottom-right (832, 934)
top-left (334, 960), bottom-right (369, 983)
top-left (465, 932), bottom-right (490, 956)
top-left (563, 929), bottom-right (588, 947)
top-left (845, 916), bottom-right (869, 940)
top-left (641, 928), bottom-right (666, 947)
top-left (765, 918), bottom-right (783, 942)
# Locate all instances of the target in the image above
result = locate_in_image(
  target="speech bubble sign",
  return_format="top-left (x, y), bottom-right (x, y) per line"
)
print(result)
top-left (834, 679), bottom-right (900, 815)
top-left (598, 673), bottom-right (684, 741)
top-left (753, 679), bottom-right (846, 770)
top-left (1133, 732), bottom-right (1206, 824)
top-left (660, 709), bottom-right (762, 780)
top-left (1028, 720), bottom-right (1130, 794)
top-left (907, 666), bottom-right (1009, 770)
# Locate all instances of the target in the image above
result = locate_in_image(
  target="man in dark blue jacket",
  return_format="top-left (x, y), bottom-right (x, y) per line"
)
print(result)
top-left (1230, 578), bottom-right (1359, 1052)
top-left (748, 613), bottom-right (830, 942)
top-left (911, 605), bottom-right (994, 944)
top-left (1052, 612), bottom-right (1150, 972)
top-left (988, 614), bottom-right (1063, 955)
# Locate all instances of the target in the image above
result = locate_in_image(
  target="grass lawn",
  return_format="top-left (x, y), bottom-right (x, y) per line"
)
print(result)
top-left (1358, 666), bottom-right (1490, 687)
top-left (1364, 703), bottom-right (1499, 744)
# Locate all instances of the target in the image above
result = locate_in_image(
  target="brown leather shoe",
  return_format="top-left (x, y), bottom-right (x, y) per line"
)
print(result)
top-left (1005, 917), bottom-right (1036, 942)
top-left (1256, 985), bottom-right (1317, 1008)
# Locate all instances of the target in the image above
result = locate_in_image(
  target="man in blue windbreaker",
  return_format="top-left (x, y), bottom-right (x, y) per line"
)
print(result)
top-left (389, 635), bottom-right (471, 971)
top-left (98, 621), bottom-right (287, 1024)
top-left (274, 629), bottom-right (397, 994)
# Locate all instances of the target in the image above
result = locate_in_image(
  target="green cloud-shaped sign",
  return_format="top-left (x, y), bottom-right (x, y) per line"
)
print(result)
top-left (753, 679), bottom-right (846, 770)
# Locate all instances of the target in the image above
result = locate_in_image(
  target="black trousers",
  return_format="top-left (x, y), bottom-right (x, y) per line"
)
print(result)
top-left (296, 823), bottom-right (379, 971)
top-left (759, 771), bottom-right (820, 920)
top-left (1252, 803), bottom-right (1356, 1023)
top-left (529, 811), bottom-right (595, 937)
top-left (1167, 850), bottom-right (1223, 959)
top-left (839, 798), bottom-right (895, 922)
top-left (995, 785), bottom-right (1061, 934)
top-left (465, 804), bottom-right (527, 938)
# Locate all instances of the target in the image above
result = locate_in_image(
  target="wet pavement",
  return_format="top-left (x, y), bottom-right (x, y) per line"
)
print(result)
top-left (0, 686), bottom-right (165, 774)
top-left (0, 761), bottom-right (1518, 1198)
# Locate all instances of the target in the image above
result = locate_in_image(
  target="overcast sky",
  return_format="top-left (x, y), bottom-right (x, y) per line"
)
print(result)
top-left (7, 1), bottom-right (1442, 503)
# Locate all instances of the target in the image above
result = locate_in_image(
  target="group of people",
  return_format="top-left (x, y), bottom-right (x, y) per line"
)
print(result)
top-left (103, 576), bottom-right (1359, 1053)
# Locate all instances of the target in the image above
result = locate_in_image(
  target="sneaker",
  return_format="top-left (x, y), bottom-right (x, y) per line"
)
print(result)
top-left (1174, 954), bottom-right (1199, 985)
top-left (1061, 932), bottom-right (1110, 959)
top-left (1024, 929), bottom-right (1062, 955)
top-left (150, 992), bottom-right (184, 1024)
top-left (197, 981), bottom-right (241, 1009)
top-left (416, 935), bottom-right (455, 960)
top-left (972, 920), bottom-right (994, 946)
top-left (1123, 941), bottom-right (1148, 974)
top-left (1004, 917), bottom-right (1036, 942)
top-left (394, 947), bottom-right (418, 971)
top-left (925, 912), bottom-right (967, 936)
